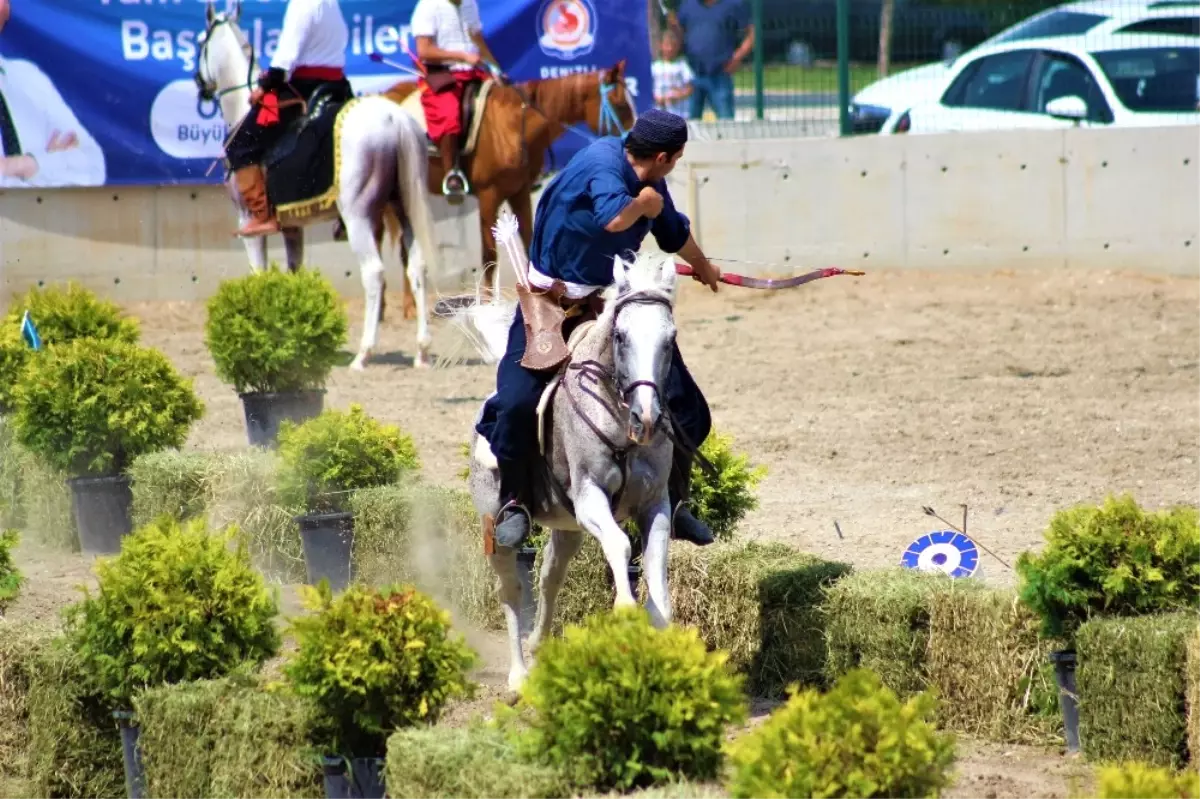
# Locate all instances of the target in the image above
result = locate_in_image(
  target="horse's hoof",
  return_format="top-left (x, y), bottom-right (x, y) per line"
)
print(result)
top-left (350, 355), bottom-right (368, 371)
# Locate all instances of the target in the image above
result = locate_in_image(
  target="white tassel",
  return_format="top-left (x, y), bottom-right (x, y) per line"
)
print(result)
top-left (491, 209), bottom-right (529, 289)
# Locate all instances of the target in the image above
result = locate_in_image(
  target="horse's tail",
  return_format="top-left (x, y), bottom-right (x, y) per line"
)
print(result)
top-left (392, 109), bottom-right (439, 282)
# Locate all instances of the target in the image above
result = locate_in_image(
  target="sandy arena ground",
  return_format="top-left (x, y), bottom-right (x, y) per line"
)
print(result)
top-left (5, 266), bottom-right (1198, 797)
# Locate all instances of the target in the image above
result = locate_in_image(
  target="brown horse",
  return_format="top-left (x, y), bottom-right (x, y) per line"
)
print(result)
top-left (379, 61), bottom-right (638, 318)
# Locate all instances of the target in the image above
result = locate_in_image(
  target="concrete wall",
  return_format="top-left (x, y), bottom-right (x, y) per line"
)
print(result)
top-left (2, 124), bottom-right (1197, 303)
top-left (668, 124), bottom-right (1199, 276)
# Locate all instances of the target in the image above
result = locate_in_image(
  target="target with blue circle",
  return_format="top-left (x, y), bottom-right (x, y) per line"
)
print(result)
top-left (901, 530), bottom-right (980, 579)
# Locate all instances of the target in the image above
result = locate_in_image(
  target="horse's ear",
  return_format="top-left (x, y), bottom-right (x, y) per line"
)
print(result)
top-left (605, 59), bottom-right (627, 84)
top-left (659, 255), bottom-right (678, 295)
top-left (229, 0), bottom-right (241, 21)
top-left (613, 255), bottom-right (633, 293)
top-left (206, 0), bottom-right (216, 23)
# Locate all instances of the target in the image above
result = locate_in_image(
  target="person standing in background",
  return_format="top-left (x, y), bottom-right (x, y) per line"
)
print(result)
top-left (0, 0), bottom-right (106, 187)
top-left (670, 0), bottom-right (754, 120)
top-left (651, 29), bottom-right (694, 116)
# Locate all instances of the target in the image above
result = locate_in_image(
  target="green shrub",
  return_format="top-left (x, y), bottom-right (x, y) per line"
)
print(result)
top-left (277, 404), bottom-right (420, 513)
top-left (726, 668), bottom-right (957, 799)
top-left (1096, 762), bottom-right (1200, 799)
top-left (513, 608), bottom-right (747, 792)
top-left (284, 582), bottom-right (477, 758)
top-left (10, 338), bottom-right (204, 477)
top-left (62, 516), bottom-right (281, 708)
top-left (0, 529), bottom-right (21, 614)
top-left (0, 282), bottom-right (140, 411)
top-left (1016, 495), bottom-right (1199, 639)
top-left (205, 266), bottom-right (348, 394)
top-left (689, 430), bottom-right (766, 540)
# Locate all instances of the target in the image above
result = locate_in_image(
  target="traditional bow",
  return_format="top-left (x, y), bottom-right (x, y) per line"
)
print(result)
top-left (675, 261), bottom-right (865, 290)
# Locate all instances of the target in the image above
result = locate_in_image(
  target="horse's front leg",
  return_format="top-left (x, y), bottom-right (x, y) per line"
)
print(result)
top-left (529, 529), bottom-right (584, 653)
top-left (575, 482), bottom-right (636, 608)
top-left (638, 495), bottom-right (673, 630)
top-left (488, 547), bottom-right (529, 691)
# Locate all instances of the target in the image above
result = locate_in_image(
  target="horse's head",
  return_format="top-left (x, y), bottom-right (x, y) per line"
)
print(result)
top-left (194, 0), bottom-right (253, 104)
top-left (605, 251), bottom-right (678, 446)
top-left (584, 60), bottom-right (638, 137)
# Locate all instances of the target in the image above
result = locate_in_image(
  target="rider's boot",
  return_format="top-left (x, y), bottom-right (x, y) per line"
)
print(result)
top-left (438, 133), bottom-right (469, 204)
top-left (233, 164), bottom-right (281, 237)
top-left (668, 450), bottom-right (715, 546)
top-left (494, 458), bottom-right (532, 550)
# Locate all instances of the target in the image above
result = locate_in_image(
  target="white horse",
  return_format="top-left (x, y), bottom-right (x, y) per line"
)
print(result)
top-left (453, 213), bottom-right (684, 691)
top-left (195, 0), bottom-right (439, 368)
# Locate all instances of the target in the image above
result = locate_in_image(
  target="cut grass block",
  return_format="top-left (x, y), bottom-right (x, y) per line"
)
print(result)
top-left (822, 568), bottom-right (952, 697)
top-left (385, 723), bottom-right (568, 798)
top-left (128, 449), bottom-right (217, 527)
top-left (1187, 625), bottom-right (1200, 768)
top-left (0, 621), bottom-right (58, 794)
top-left (349, 483), bottom-right (502, 631)
top-left (1077, 612), bottom-right (1197, 768)
top-left (24, 638), bottom-right (124, 799)
top-left (670, 541), bottom-right (851, 697)
top-left (926, 585), bottom-right (1064, 745)
top-left (0, 419), bottom-right (74, 551)
top-left (133, 670), bottom-right (322, 799)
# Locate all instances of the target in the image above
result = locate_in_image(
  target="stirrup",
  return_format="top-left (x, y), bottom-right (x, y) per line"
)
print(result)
top-left (442, 168), bottom-right (469, 202)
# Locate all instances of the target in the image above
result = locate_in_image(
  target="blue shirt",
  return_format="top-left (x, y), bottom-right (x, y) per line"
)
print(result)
top-left (676, 0), bottom-right (750, 77)
top-left (529, 136), bottom-right (691, 290)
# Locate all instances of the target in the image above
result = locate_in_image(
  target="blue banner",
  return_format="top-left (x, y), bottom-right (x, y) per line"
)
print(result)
top-left (0, 0), bottom-right (650, 187)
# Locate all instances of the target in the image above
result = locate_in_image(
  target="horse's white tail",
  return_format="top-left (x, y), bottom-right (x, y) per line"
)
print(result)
top-left (394, 111), bottom-right (439, 282)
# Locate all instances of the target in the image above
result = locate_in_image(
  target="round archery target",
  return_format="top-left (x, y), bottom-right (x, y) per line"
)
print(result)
top-left (901, 530), bottom-right (981, 579)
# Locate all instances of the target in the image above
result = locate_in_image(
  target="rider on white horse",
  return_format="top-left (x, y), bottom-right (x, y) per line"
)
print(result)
top-left (224, 0), bottom-right (354, 237)
top-left (475, 108), bottom-right (725, 551)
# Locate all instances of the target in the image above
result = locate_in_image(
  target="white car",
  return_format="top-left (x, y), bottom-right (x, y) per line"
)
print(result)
top-left (888, 32), bottom-right (1199, 133)
top-left (849, 0), bottom-right (1200, 133)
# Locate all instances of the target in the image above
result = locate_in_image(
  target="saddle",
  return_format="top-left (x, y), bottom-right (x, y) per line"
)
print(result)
top-left (399, 74), bottom-right (493, 161)
top-left (263, 81), bottom-right (356, 227)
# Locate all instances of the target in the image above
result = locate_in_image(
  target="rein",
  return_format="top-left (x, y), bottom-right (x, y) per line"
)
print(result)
top-left (510, 77), bottom-right (632, 174)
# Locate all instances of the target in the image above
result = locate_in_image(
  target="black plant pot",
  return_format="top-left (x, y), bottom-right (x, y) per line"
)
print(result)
top-left (296, 511), bottom-right (355, 592)
top-left (515, 546), bottom-right (538, 631)
top-left (321, 756), bottom-right (386, 799)
top-left (1049, 649), bottom-right (1081, 753)
top-left (239, 389), bottom-right (325, 448)
top-left (113, 710), bottom-right (145, 799)
top-left (68, 475), bottom-right (134, 555)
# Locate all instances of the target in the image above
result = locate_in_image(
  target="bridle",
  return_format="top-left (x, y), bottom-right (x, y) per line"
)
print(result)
top-left (541, 287), bottom-right (712, 515)
top-left (193, 13), bottom-right (257, 116)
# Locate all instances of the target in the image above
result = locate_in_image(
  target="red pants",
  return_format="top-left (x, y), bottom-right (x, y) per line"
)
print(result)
top-left (420, 68), bottom-right (489, 143)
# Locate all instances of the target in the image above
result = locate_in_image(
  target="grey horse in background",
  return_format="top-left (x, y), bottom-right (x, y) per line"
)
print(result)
top-left (464, 249), bottom-right (684, 691)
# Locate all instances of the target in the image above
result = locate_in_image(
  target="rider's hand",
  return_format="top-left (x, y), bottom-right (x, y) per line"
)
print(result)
top-left (636, 186), bottom-right (664, 219)
top-left (692, 259), bottom-right (721, 293)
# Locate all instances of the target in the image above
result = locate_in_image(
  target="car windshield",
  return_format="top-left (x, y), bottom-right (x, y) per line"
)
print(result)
top-left (987, 10), bottom-right (1109, 44)
top-left (1092, 46), bottom-right (1200, 110)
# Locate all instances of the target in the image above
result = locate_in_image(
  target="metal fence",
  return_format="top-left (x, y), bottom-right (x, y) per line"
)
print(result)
top-left (649, 0), bottom-right (1200, 137)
